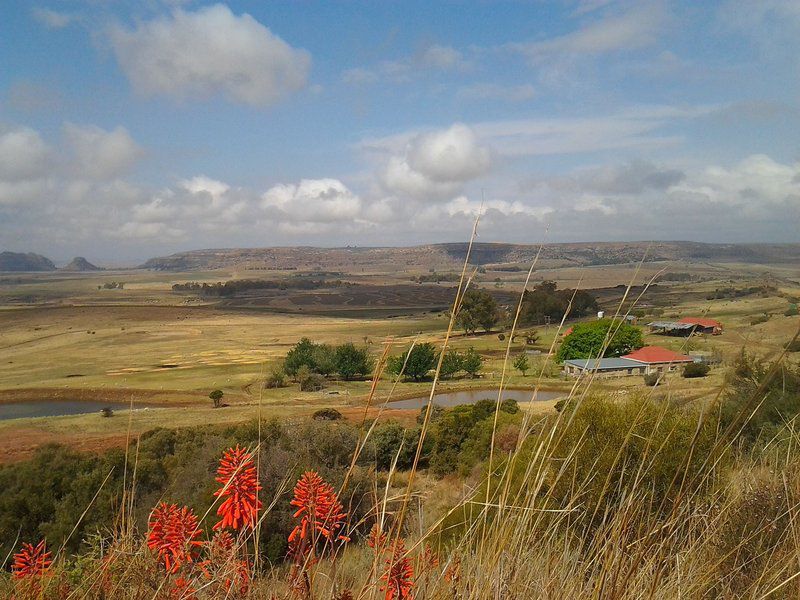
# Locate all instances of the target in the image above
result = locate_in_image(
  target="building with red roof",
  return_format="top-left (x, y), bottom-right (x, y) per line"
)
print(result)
top-left (622, 345), bottom-right (694, 374)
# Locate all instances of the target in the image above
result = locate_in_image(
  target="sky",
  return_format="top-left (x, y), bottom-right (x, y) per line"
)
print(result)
top-left (1, 0), bottom-right (799, 264)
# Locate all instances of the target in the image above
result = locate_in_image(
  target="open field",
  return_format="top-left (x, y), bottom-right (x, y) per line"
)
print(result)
top-left (0, 249), bottom-right (798, 463)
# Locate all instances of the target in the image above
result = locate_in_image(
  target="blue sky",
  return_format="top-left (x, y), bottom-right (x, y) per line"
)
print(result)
top-left (1, 0), bottom-right (799, 263)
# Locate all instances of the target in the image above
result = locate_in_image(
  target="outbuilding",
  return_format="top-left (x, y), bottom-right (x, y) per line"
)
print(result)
top-left (621, 346), bottom-right (694, 374)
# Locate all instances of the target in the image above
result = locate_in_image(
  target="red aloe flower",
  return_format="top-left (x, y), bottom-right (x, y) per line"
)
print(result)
top-left (213, 446), bottom-right (262, 531)
top-left (11, 540), bottom-right (52, 579)
top-left (170, 576), bottom-right (197, 600)
top-left (367, 523), bottom-right (388, 553)
top-left (381, 539), bottom-right (414, 600)
top-left (288, 471), bottom-right (349, 552)
top-left (147, 503), bottom-right (204, 574)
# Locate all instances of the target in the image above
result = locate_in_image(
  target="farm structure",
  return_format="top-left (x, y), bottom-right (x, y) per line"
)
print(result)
top-left (563, 345), bottom-right (694, 377)
top-left (648, 317), bottom-right (723, 336)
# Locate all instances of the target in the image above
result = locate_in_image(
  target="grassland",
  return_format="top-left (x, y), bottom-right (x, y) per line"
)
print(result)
top-left (0, 255), bottom-right (797, 463)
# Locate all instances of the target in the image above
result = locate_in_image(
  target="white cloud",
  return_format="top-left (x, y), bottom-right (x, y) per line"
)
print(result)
top-left (457, 83), bottom-right (536, 103)
top-left (0, 126), bottom-right (51, 181)
top-left (378, 124), bottom-right (492, 200)
top-left (108, 4), bottom-right (311, 106)
top-left (418, 45), bottom-right (468, 70)
top-left (509, 4), bottom-right (665, 63)
top-left (261, 178), bottom-right (362, 222)
top-left (31, 7), bottom-right (76, 29)
top-left (342, 44), bottom-right (468, 84)
top-left (64, 123), bottom-right (144, 179)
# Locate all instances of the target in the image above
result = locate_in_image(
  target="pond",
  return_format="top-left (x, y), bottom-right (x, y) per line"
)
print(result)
top-left (0, 401), bottom-right (133, 421)
top-left (385, 388), bottom-right (563, 410)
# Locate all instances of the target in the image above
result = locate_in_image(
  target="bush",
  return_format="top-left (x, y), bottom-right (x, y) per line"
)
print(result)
top-left (750, 313), bottom-right (770, 325)
top-left (785, 304), bottom-right (798, 317)
top-left (644, 372), bottom-right (660, 386)
top-left (683, 362), bottom-right (710, 378)
top-left (299, 369), bottom-right (327, 392)
top-left (312, 408), bottom-right (342, 421)
top-left (264, 370), bottom-right (287, 389)
top-left (100, 407), bottom-right (114, 418)
top-left (786, 339), bottom-right (800, 353)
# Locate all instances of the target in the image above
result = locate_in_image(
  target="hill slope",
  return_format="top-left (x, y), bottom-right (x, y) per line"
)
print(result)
top-left (141, 241), bottom-right (800, 271)
top-left (0, 251), bottom-right (56, 272)
top-left (61, 256), bottom-right (101, 271)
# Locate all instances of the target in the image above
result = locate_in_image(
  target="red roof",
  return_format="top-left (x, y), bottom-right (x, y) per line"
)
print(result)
top-left (622, 346), bottom-right (693, 364)
top-left (678, 317), bottom-right (722, 329)
top-left (562, 326), bottom-right (574, 337)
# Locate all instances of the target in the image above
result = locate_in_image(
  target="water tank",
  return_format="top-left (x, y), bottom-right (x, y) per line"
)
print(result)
top-left (597, 310), bottom-right (605, 319)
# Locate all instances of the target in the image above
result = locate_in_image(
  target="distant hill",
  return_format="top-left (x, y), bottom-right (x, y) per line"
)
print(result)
top-left (61, 257), bottom-right (101, 271)
top-left (0, 251), bottom-right (56, 272)
top-left (141, 241), bottom-right (800, 272)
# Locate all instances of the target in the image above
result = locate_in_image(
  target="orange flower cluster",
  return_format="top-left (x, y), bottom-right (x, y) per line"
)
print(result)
top-left (213, 445), bottom-right (262, 531)
top-left (367, 523), bottom-right (388, 552)
top-left (380, 539), bottom-right (415, 600)
top-left (11, 540), bottom-right (52, 579)
top-left (147, 503), bottom-right (204, 574)
top-left (288, 471), bottom-right (349, 551)
top-left (169, 577), bottom-right (197, 600)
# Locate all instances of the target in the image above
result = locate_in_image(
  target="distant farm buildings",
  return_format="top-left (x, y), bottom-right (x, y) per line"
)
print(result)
top-left (563, 345), bottom-right (694, 377)
top-left (648, 317), bottom-right (723, 336)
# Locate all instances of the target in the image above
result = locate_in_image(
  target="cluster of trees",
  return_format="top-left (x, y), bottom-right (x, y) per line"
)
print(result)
top-left (456, 289), bottom-right (501, 334)
top-left (284, 338), bottom-right (373, 381)
top-left (172, 278), bottom-right (352, 297)
top-left (705, 284), bottom-right (777, 301)
top-left (386, 343), bottom-right (484, 380)
top-left (98, 281), bottom-right (124, 290)
top-left (556, 318), bottom-right (644, 361)
top-left (520, 281), bottom-right (597, 325)
top-left (414, 272), bottom-right (462, 283)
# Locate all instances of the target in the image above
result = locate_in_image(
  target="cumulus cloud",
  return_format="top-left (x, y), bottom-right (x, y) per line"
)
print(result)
top-left (108, 4), bottom-right (311, 106)
top-left (64, 123), bottom-right (144, 179)
top-left (0, 126), bottom-right (51, 181)
top-left (261, 178), bottom-right (362, 222)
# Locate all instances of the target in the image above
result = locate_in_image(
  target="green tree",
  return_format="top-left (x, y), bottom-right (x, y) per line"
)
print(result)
top-left (462, 347), bottom-right (483, 377)
top-left (513, 353), bottom-right (530, 376)
top-left (209, 389), bottom-right (224, 408)
top-left (312, 344), bottom-right (337, 376)
top-left (387, 343), bottom-right (438, 381)
top-left (284, 337), bottom-right (317, 378)
top-left (457, 289), bottom-right (500, 334)
top-left (556, 319), bottom-right (643, 362)
top-left (440, 350), bottom-right (463, 379)
top-left (334, 342), bottom-right (373, 380)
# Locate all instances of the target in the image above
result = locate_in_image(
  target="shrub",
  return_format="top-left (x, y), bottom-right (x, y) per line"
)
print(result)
top-left (264, 370), bottom-right (287, 389)
top-left (299, 369), bottom-right (327, 392)
top-left (644, 372), bottom-right (660, 386)
top-left (513, 353), bottom-right (529, 376)
top-left (750, 313), bottom-right (770, 325)
top-left (785, 304), bottom-right (798, 317)
top-left (312, 408), bottom-right (342, 421)
top-left (369, 421), bottom-right (428, 470)
top-left (100, 407), bottom-right (114, 418)
top-left (683, 362), bottom-right (710, 378)
top-left (786, 339), bottom-right (800, 353)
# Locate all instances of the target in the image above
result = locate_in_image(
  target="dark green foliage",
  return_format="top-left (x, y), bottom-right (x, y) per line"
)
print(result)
top-left (284, 337), bottom-right (317, 377)
top-left (369, 421), bottom-right (429, 470)
top-left (721, 352), bottom-right (800, 444)
top-left (334, 342), bottom-right (373, 380)
top-left (461, 347), bottom-right (483, 377)
top-left (521, 281), bottom-right (597, 325)
top-left (556, 318), bottom-right (644, 361)
top-left (783, 304), bottom-right (798, 317)
top-left (312, 344), bottom-right (337, 376)
top-left (683, 362), bottom-right (710, 378)
top-left (786, 339), bottom-right (800, 352)
top-left (456, 289), bottom-right (500, 334)
top-left (439, 350), bottom-right (463, 379)
top-left (417, 404), bottom-right (446, 425)
top-left (209, 389), bottom-right (224, 408)
top-left (750, 313), bottom-right (770, 325)
top-left (387, 343), bottom-right (438, 381)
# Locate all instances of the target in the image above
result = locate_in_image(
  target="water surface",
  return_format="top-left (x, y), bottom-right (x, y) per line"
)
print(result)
top-left (0, 401), bottom-right (132, 421)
